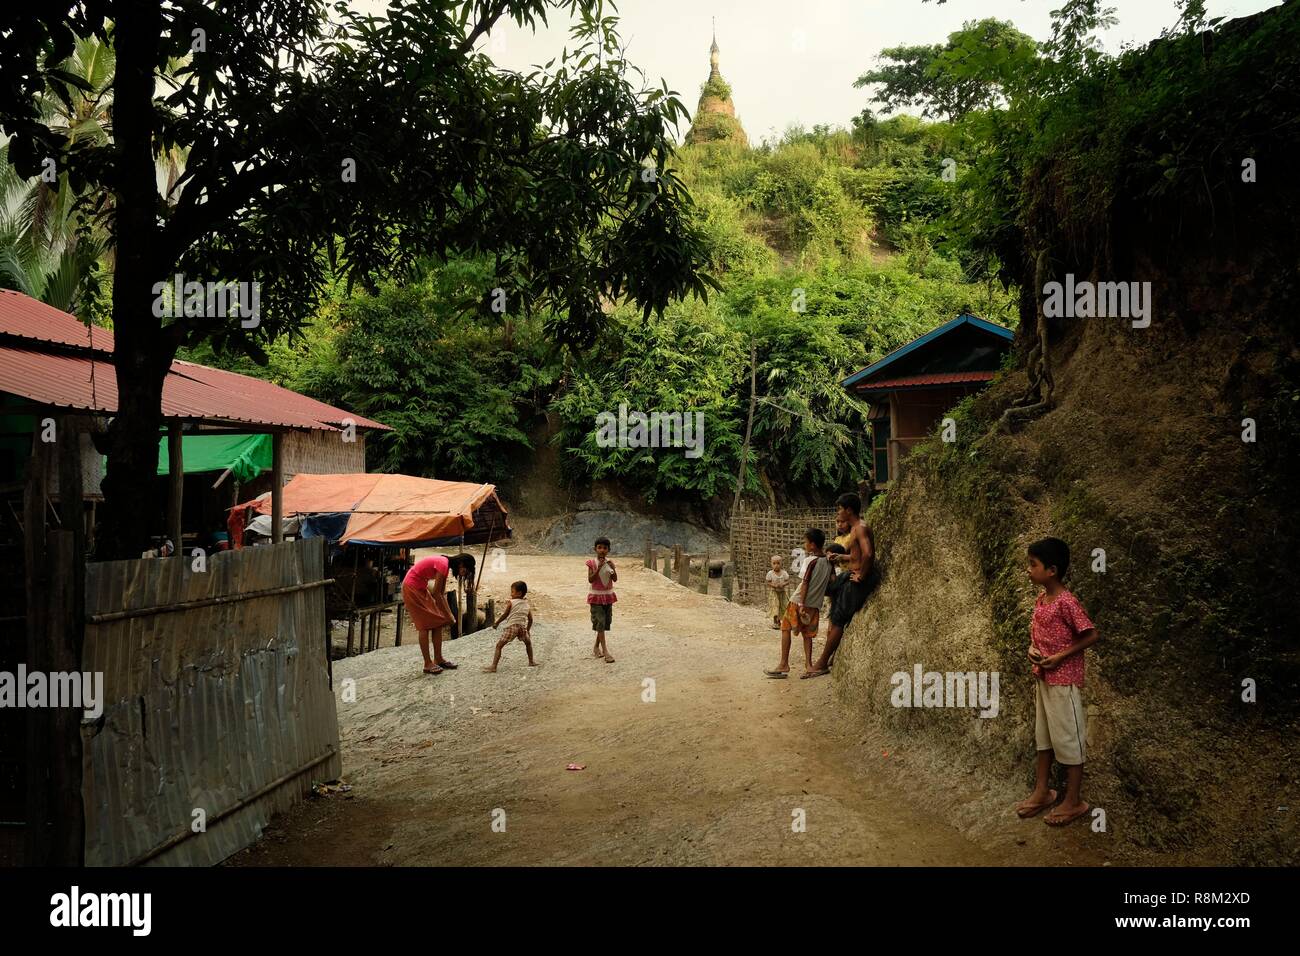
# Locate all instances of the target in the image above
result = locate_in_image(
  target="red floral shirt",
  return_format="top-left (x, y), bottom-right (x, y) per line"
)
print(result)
top-left (1031, 589), bottom-right (1095, 686)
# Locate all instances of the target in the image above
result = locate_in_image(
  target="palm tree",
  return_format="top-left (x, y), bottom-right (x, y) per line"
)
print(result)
top-left (0, 35), bottom-right (114, 316)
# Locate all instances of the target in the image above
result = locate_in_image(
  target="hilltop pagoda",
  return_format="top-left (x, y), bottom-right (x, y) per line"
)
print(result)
top-left (684, 23), bottom-right (747, 146)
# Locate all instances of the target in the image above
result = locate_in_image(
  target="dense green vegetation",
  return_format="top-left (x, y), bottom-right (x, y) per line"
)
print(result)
top-left (179, 117), bottom-right (1016, 507)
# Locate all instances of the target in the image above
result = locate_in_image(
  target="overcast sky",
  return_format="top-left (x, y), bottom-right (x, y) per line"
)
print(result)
top-left (393, 0), bottom-right (1283, 145)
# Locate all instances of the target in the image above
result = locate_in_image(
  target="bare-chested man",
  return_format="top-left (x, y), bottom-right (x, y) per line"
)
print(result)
top-left (803, 492), bottom-right (876, 679)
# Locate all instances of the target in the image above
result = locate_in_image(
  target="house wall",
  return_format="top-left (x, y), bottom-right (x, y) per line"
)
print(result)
top-left (886, 386), bottom-right (984, 482)
top-left (282, 429), bottom-right (366, 480)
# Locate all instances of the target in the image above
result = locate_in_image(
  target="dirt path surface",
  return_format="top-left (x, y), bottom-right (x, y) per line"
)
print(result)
top-left (229, 554), bottom-right (1104, 866)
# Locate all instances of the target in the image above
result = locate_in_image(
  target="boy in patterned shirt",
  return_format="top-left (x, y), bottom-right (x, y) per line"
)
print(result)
top-left (587, 537), bottom-right (617, 663)
top-left (1015, 537), bottom-right (1101, 827)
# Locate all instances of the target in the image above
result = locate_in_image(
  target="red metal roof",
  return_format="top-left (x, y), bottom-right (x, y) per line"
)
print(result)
top-left (0, 290), bottom-right (389, 432)
top-left (170, 361), bottom-right (388, 430)
top-left (852, 371), bottom-right (996, 392)
top-left (0, 288), bottom-right (114, 352)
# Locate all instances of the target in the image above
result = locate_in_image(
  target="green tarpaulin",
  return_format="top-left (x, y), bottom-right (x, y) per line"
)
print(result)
top-left (155, 433), bottom-right (272, 482)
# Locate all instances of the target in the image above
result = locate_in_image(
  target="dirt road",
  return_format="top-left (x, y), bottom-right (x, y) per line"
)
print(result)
top-left (229, 554), bottom-right (1102, 866)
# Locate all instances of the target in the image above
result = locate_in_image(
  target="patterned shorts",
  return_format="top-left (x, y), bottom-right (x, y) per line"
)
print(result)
top-left (500, 622), bottom-right (530, 644)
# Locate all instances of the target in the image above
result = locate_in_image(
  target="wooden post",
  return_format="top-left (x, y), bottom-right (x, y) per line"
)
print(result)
top-left (676, 545), bottom-right (689, 587)
top-left (484, 599), bottom-right (495, 631)
top-left (733, 338), bottom-right (757, 513)
top-left (697, 552), bottom-right (710, 594)
top-left (23, 435), bottom-right (50, 865)
top-left (722, 561), bottom-right (734, 601)
top-left (644, 537), bottom-right (653, 568)
top-left (167, 422), bottom-right (183, 554)
top-left (661, 550), bottom-right (672, 577)
top-left (53, 418), bottom-right (86, 864)
top-left (464, 589), bottom-right (477, 634)
top-left (47, 530), bottom-right (84, 864)
top-left (271, 432), bottom-right (284, 543)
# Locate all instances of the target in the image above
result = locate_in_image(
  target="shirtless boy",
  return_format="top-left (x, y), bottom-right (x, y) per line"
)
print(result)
top-left (803, 493), bottom-right (876, 679)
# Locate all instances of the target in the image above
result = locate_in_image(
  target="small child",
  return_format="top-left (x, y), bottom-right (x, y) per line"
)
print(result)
top-left (765, 528), bottom-right (831, 679)
top-left (587, 537), bottom-right (617, 663)
top-left (765, 555), bottom-right (790, 629)
top-left (484, 580), bottom-right (537, 672)
top-left (824, 543), bottom-right (850, 601)
top-left (1015, 537), bottom-right (1101, 827)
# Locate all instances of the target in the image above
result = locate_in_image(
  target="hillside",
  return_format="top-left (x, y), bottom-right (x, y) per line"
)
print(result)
top-left (834, 3), bottom-right (1299, 863)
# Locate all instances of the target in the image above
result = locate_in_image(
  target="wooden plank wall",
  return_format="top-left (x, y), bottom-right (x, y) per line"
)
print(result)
top-left (80, 538), bottom-right (341, 866)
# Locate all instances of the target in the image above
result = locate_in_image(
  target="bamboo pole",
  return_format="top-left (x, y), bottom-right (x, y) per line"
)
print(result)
top-left (167, 422), bottom-right (183, 554)
top-left (271, 432), bottom-right (284, 544)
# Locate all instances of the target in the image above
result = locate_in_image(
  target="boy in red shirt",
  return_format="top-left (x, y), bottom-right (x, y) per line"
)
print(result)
top-left (1015, 537), bottom-right (1101, 827)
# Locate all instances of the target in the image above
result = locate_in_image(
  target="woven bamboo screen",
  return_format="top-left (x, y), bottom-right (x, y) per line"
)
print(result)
top-left (728, 502), bottom-right (838, 606)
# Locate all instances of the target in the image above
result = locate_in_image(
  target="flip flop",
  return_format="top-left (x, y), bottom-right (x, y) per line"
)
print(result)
top-left (800, 668), bottom-right (830, 679)
top-left (1044, 801), bottom-right (1090, 827)
top-left (437, 660), bottom-right (458, 670)
top-left (1015, 789), bottom-right (1058, 818)
top-left (764, 669), bottom-right (789, 679)
top-left (422, 665), bottom-right (443, 675)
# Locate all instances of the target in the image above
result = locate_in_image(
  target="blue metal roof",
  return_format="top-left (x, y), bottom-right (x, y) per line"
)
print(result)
top-left (841, 313), bottom-right (1014, 389)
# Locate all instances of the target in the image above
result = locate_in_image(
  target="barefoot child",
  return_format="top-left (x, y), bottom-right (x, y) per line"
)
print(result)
top-left (1014, 537), bottom-right (1101, 827)
top-left (765, 556), bottom-right (790, 629)
top-left (764, 529), bottom-right (831, 679)
top-left (484, 581), bottom-right (537, 672)
top-left (587, 537), bottom-right (617, 663)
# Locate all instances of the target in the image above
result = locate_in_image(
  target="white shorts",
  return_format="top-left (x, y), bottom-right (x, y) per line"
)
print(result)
top-left (1034, 679), bottom-right (1087, 766)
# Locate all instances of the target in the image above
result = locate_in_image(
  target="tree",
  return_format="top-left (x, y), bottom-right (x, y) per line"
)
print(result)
top-left (0, 0), bottom-right (716, 558)
top-left (0, 35), bottom-right (115, 314)
top-left (854, 19), bottom-right (1038, 121)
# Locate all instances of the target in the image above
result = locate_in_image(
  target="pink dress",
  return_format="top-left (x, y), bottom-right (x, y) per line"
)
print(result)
top-left (402, 555), bottom-right (452, 631)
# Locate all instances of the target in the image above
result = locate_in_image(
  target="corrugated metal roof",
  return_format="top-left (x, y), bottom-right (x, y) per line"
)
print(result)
top-left (841, 313), bottom-right (1014, 389)
top-left (0, 290), bottom-right (389, 432)
top-left (0, 288), bottom-right (114, 352)
top-left (172, 361), bottom-right (388, 431)
top-left (0, 345), bottom-right (391, 431)
top-left (852, 371), bottom-right (996, 391)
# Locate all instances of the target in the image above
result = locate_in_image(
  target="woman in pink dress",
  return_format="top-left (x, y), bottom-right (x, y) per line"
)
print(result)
top-left (402, 554), bottom-right (457, 674)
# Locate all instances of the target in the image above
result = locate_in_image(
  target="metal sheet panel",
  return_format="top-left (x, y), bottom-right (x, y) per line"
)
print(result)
top-left (81, 538), bottom-right (341, 866)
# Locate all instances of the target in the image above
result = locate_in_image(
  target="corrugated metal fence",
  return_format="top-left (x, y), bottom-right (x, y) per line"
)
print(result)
top-left (81, 538), bottom-right (341, 866)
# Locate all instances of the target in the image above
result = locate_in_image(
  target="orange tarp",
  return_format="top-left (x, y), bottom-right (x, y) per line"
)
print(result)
top-left (244, 473), bottom-right (508, 545)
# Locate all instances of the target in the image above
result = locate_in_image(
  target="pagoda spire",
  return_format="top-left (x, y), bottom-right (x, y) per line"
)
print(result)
top-left (684, 18), bottom-right (747, 146)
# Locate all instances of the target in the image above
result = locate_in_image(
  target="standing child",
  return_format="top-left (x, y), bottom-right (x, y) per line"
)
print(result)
top-left (764, 528), bottom-right (831, 678)
top-left (1015, 537), bottom-right (1101, 827)
top-left (484, 581), bottom-right (537, 672)
top-left (587, 537), bottom-right (617, 663)
top-left (765, 556), bottom-right (790, 629)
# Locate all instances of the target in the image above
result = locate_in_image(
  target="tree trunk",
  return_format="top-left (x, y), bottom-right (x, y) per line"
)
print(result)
top-left (99, 2), bottom-right (171, 560)
top-left (732, 337), bottom-right (758, 513)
